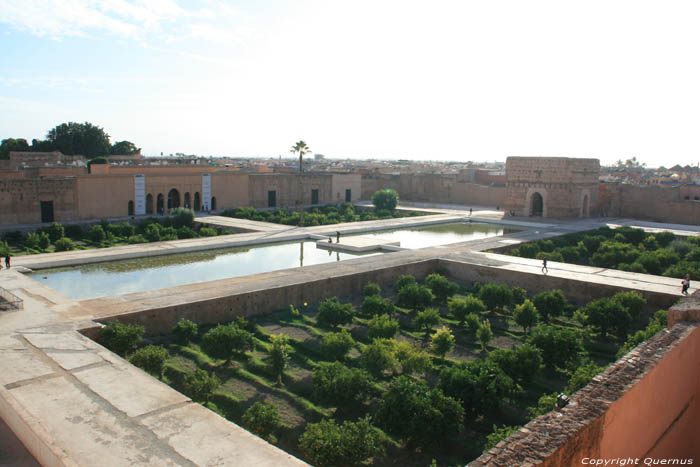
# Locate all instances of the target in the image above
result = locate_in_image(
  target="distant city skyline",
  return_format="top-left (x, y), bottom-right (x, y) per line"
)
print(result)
top-left (1, 1), bottom-right (699, 169)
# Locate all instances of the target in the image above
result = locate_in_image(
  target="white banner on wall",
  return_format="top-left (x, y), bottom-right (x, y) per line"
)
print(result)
top-left (202, 173), bottom-right (212, 211)
top-left (134, 174), bottom-right (146, 215)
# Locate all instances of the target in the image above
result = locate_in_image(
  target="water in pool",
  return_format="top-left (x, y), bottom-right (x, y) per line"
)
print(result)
top-left (354, 222), bottom-right (519, 249)
top-left (31, 240), bottom-right (377, 300)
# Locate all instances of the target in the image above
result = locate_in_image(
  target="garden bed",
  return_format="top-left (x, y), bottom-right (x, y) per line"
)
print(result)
top-left (96, 273), bottom-right (667, 466)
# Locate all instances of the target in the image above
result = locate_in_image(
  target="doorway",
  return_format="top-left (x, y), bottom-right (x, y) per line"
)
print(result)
top-left (531, 192), bottom-right (543, 216)
top-left (268, 190), bottom-right (276, 208)
top-left (40, 201), bottom-right (54, 223)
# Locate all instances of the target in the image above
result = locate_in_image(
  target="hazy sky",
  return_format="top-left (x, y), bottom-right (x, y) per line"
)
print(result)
top-left (1, 1), bottom-right (699, 167)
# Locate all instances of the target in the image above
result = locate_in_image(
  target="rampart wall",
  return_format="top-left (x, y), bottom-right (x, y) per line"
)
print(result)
top-left (0, 178), bottom-right (78, 224)
top-left (361, 173), bottom-right (505, 207)
top-left (600, 183), bottom-right (700, 225)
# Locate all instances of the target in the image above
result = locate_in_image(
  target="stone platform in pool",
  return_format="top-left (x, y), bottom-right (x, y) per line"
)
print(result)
top-left (315, 236), bottom-right (401, 252)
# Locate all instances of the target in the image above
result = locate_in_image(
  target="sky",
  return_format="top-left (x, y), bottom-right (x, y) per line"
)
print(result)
top-left (1, 1), bottom-right (699, 168)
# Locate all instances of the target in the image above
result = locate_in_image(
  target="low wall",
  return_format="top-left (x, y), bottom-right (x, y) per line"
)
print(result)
top-left (440, 258), bottom-right (678, 311)
top-left (471, 297), bottom-right (700, 466)
top-left (94, 259), bottom-right (440, 335)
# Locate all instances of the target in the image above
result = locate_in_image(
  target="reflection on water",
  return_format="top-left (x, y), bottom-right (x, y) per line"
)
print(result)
top-left (356, 222), bottom-right (520, 249)
top-left (31, 222), bottom-right (519, 300)
top-left (31, 241), bottom-right (378, 300)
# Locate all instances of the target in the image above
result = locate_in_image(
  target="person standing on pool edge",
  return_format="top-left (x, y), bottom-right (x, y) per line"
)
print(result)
top-left (336, 231), bottom-right (340, 243)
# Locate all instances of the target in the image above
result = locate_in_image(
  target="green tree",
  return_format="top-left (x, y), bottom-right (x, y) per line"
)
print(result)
top-left (291, 140), bottom-right (312, 226)
top-left (241, 402), bottom-right (281, 441)
top-left (368, 314), bottom-right (399, 339)
top-left (88, 225), bottom-right (106, 244)
top-left (363, 282), bottom-right (381, 297)
top-left (617, 310), bottom-right (667, 358)
top-left (0, 137), bottom-right (29, 159)
top-left (487, 343), bottom-right (542, 384)
top-left (376, 376), bottom-right (463, 447)
top-left (299, 416), bottom-right (385, 467)
top-left (129, 345), bottom-right (169, 379)
top-left (372, 189), bottom-right (399, 211)
top-left (478, 283), bottom-right (512, 312)
top-left (98, 322), bottom-right (144, 357)
top-left (184, 369), bottom-right (220, 403)
top-left (46, 222), bottom-right (65, 242)
top-left (528, 325), bottom-right (582, 369)
top-left (611, 290), bottom-right (646, 318)
top-left (169, 207), bottom-right (195, 228)
top-left (360, 295), bottom-right (394, 317)
top-left (464, 312), bottom-right (481, 333)
top-left (431, 326), bottom-right (455, 361)
top-left (528, 392), bottom-right (558, 418)
top-left (316, 297), bottom-right (355, 329)
top-left (269, 333), bottom-right (291, 385)
top-left (476, 319), bottom-right (493, 350)
top-left (513, 299), bottom-right (539, 335)
top-left (361, 338), bottom-right (398, 377)
top-left (201, 323), bottom-right (254, 364)
top-left (511, 286), bottom-right (527, 306)
top-left (413, 307), bottom-right (441, 338)
top-left (484, 425), bottom-right (521, 450)
top-left (397, 283), bottom-right (433, 311)
top-left (172, 318), bottom-right (198, 344)
top-left (38, 232), bottom-right (50, 250)
top-left (532, 289), bottom-right (567, 323)
top-left (449, 295), bottom-right (486, 325)
top-left (424, 273), bottom-right (458, 304)
top-left (110, 140), bottom-right (139, 155)
top-left (394, 341), bottom-right (431, 375)
top-left (566, 360), bottom-right (604, 394)
top-left (312, 362), bottom-right (375, 406)
top-left (46, 122), bottom-right (111, 157)
top-left (320, 329), bottom-right (355, 361)
top-left (438, 360), bottom-right (514, 417)
top-left (54, 237), bottom-right (75, 251)
top-left (579, 298), bottom-right (631, 338)
top-left (395, 274), bottom-right (417, 291)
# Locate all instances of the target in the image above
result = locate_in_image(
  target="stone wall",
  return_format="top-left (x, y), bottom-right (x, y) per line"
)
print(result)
top-left (600, 183), bottom-right (700, 225)
top-left (471, 296), bottom-right (700, 466)
top-left (248, 174), bottom-right (334, 209)
top-left (0, 178), bottom-right (78, 224)
top-left (505, 157), bottom-right (600, 218)
top-left (361, 173), bottom-right (505, 206)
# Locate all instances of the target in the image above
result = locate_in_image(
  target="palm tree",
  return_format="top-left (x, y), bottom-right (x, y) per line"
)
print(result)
top-left (290, 141), bottom-right (312, 226)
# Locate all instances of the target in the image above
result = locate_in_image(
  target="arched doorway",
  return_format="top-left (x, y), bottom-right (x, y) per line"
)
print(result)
top-left (184, 192), bottom-right (191, 209)
top-left (167, 189), bottom-right (180, 210)
top-left (531, 192), bottom-right (543, 216)
top-left (157, 193), bottom-right (164, 214)
top-left (194, 192), bottom-right (201, 211)
top-left (128, 200), bottom-right (134, 216)
top-left (146, 194), bottom-right (153, 214)
top-left (581, 194), bottom-right (589, 218)
top-left (211, 197), bottom-right (217, 210)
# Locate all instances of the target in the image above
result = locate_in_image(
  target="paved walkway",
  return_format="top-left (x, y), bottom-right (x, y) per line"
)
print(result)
top-left (0, 203), bottom-right (698, 466)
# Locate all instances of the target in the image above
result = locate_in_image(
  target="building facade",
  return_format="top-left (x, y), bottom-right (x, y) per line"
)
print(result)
top-left (505, 157), bottom-right (600, 218)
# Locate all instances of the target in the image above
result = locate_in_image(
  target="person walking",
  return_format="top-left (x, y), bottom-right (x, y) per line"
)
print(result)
top-left (336, 231), bottom-right (340, 243)
top-left (469, 208), bottom-right (472, 216)
top-left (682, 274), bottom-right (690, 296)
top-left (541, 256), bottom-right (548, 274)
top-left (4, 254), bottom-right (10, 269)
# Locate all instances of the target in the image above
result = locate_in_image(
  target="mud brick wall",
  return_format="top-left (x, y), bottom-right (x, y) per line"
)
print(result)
top-left (505, 157), bottom-right (599, 218)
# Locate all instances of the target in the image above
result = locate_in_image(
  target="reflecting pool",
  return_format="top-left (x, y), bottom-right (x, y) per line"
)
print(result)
top-left (30, 241), bottom-right (377, 300)
top-left (354, 222), bottom-right (520, 249)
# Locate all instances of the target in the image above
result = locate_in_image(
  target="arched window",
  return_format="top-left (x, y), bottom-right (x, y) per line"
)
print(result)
top-left (184, 192), bottom-right (191, 209)
top-left (167, 189), bottom-right (180, 210)
top-left (146, 194), bottom-right (153, 214)
top-left (157, 193), bottom-right (164, 214)
top-left (194, 192), bottom-right (201, 211)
